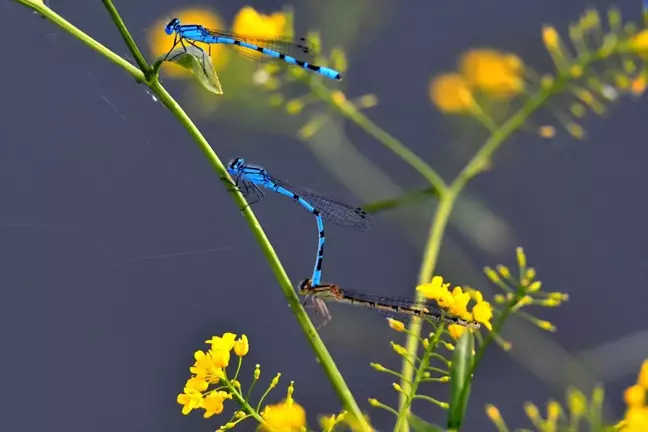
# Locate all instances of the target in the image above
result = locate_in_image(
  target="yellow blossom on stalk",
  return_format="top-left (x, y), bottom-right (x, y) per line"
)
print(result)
top-left (429, 73), bottom-right (475, 113)
top-left (623, 407), bottom-right (648, 431)
top-left (631, 30), bottom-right (648, 56)
top-left (459, 49), bottom-right (524, 97)
top-left (417, 275), bottom-right (493, 329)
top-left (567, 387), bottom-right (586, 418)
top-left (147, 8), bottom-right (229, 77)
top-left (261, 399), bottom-right (306, 432)
top-left (637, 360), bottom-right (648, 388)
top-left (321, 411), bottom-right (347, 432)
top-left (206, 332), bottom-right (237, 368)
top-left (191, 350), bottom-right (224, 382)
top-left (203, 391), bottom-right (232, 418)
top-left (485, 404), bottom-right (507, 429)
top-left (472, 300), bottom-right (493, 331)
top-left (624, 385), bottom-right (646, 407)
top-left (177, 387), bottom-right (203, 415)
top-left (186, 376), bottom-right (208, 392)
top-left (232, 6), bottom-right (287, 60)
top-left (542, 26), bottom-right (560, 51)
top-left (448, 323), bottom-right (467, 340)
top-left (417, 276), bottom-right (453, 304)
top-left (387, 318), bottom-right (405, 332)
top-left (234, 334), bottom-right (249, 357)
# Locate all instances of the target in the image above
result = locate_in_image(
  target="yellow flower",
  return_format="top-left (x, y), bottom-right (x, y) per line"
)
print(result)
top-left (631, 30), bottom-right (648, 55)
top-left (190, 350), bottom-right (224, 382)
top-left (459, 49), bottom-right (524, 98)
top-left (206, 332), bottom-right (237, 368)
top-left (321, 412), bottom-right (346, 432)
top-left (177, 388), bottom-right (203, 415)
top-left (203, 391), bottom-right (232, 418)
top-left (429, 73), bottom-right (475, 113)
top-left (387, 318), bottom-right (405, 332)
top-left (261, 399), bottom-right (306, 432)
top-left (623, 406), bottom-right (648, 431)
top-left (448, 323), bottom-right (467, 340)
top-left (231, 6), bottom-right (287, 60)
top-left (567, 387), bottom-right (587, 417)
top-left (417, 276), bottom-right (452, 302)
top-left (186, 377), bottom-right (208, 392)
top-left (234, 334), bottom-right (249, 357)
top-left (624, 385), bottom-right (646, 408)
top-left (638, 360), bottom-right (648, 389)
top-left (447, 288), bottom-right (472, 320)
top-left (485, 404), bottom-right (507, 429)
top-left (542, 26), bottom-right (560, 51)
top-left (472, 300), bottom-right (493, 331)
top-left (147, 8), bottom-right (229, 78)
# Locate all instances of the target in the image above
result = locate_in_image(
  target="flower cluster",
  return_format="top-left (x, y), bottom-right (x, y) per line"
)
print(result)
top-left (484, 247), bottom-right (568, 343)
top-left (177, 332), bottom-right (308, 432)
top-left (619, 359), bottom-right (648, 431)
top-left (486, 360), bottom-right (648, 432)
top-left (417, 275), bottom-right (494, 332)
top-left (369, 276), bottom-right (491, 419)
top-left (430, 6), bottom-right (648, 140)
top-left (430, 49), bottom-right (524, 114)
top-left (486, 386), bottom-right (605, 431)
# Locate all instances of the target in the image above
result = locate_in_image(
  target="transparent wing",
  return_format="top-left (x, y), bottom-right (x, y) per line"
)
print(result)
top-left (340, 288), bottom-right (445, 312)
top-left (270, 176), bottom-right (372, 231)
top-left (204, 28), bottom-right (318, 62)
top-left (338, 288), bottom-right (479, 327)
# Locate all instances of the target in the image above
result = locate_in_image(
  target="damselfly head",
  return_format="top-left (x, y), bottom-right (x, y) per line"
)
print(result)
top-left (227, 157), bottom-right (245, 173)
top-left (298, 278), bottom-right (313, 293)
top-left (165, 18), bottom-right (181, 35)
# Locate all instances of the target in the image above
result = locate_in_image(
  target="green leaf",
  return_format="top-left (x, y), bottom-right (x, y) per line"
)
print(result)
top-left (447, 331), bottom-right (474, 429)
top-left (408, 413), bottom-right (445, 432)
top-left (161, 46), bottom-right (223, 94)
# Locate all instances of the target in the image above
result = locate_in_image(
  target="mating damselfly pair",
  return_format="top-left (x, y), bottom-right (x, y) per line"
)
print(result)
top-left (226, 158), bottom-right (479, 328)
top-left (163, 18), bottom-right (342, 80)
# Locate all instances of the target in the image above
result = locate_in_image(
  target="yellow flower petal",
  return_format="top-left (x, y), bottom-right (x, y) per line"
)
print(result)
top-left (448, 323), bottom-right (467, 340)
top-left (261, 399), bottom-right (306, 432)
top-left (429, 73), bottom-right (475, 113)
top-left (459, 49), bottom-right (524, 98)
top-left (203, 391), bottom-right (232, 418)
top-left (638, 360), bottom-right (648, 388)
top-left (472, 301), bottom-right (493, 331)
top-left (234, 334), bottom-right (250, 357)
top-left (231, 6), bottom-right (288, 60)
top-left (624, 385), bottom-right (646, 408)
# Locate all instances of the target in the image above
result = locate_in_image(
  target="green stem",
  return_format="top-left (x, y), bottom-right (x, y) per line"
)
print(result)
top-left (14, 0), bottom-right (144, 82)
top-left (395, 324), bottom-right (445, 431)
top-left (223, 372), bottom-right (267, 427)
top-left (396, 42), bottom-right (617, 432)
top-left (307, 79), bottom-right (447, 193)
top-left (12, 2), bottom-right (370, 429)
top-left (101, 0), bottom-right (151, 76)
top-left (151, 79), bottom-right (371, 431)
top-left (449, 305), bottom-right (514, 421)
top-left (396, 193), bottom-right (455, 432)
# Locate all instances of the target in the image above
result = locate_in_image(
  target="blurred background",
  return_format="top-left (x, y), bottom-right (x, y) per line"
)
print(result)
top-left (2, 0), bottom-right (647, 430)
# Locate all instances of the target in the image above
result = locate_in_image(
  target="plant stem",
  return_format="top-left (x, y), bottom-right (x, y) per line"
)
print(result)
top-left (101, 0), bottom-right (151, 76)
top-left (307, 79), bottom-right (447, 194)
top-left (150, 80), bottom-right (371, 431)
top-left (395, 45), bottom-right (618, 432)
top-left (14, 0), bottom-right (144, 82)
top-left (395, 323), bottom-right (445, 431)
